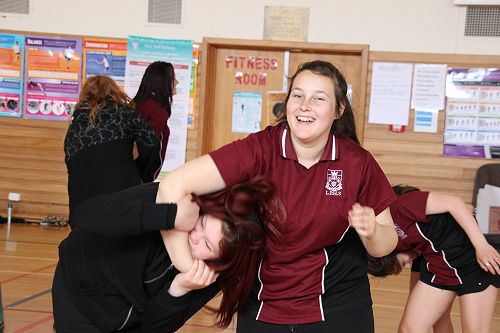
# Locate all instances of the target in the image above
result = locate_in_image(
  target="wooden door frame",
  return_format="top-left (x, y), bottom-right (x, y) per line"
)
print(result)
top-left (198, 37), bottom-right (369, 155)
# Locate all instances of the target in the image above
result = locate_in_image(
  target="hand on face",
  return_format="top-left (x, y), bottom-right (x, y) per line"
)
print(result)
top-left (348, 203), bottom-right (376, 238)
top-left (174, 194), bottom-right (200, 232)
top-left (168, 259), bottom-right (219, 297)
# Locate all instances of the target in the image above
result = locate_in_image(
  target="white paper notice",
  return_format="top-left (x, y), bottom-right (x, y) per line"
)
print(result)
top-left (232, 91), bottom-right (263, 134)
top-left (414, 109), bottom-right (439, 133)
top-left (411, 64), bottom-right (447, 110)
top-left (369, 62), bottom-right (413, 125)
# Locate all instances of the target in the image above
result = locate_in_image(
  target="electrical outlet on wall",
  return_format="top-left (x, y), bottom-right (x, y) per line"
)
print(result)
top-left (8, 192), bottom-right (21, 201)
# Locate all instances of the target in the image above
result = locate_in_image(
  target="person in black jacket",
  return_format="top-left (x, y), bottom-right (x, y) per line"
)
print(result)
top-left (64, 75), bottom-right (161, 225)
top-left (52, 177), bottom-right (286, 332)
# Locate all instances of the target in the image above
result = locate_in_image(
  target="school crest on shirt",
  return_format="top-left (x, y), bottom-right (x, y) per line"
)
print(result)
top-left (395, 223), bottom-right (407, 239)
top-left (325, 169), bottom-right (343, 196)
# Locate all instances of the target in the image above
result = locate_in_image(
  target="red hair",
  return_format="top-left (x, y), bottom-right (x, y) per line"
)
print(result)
top-left (78, 75), bottom-right (134, 127)
top-left (191, 176), bottom-right (286, 327)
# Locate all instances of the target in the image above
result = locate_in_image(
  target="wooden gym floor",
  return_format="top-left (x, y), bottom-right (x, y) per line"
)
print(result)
top-left (1, 223), bottom-right (499, 332)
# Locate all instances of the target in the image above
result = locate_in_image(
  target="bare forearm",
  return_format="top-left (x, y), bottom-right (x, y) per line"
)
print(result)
top-left (429, 192), bottom-right (488, 248)
top-left (351, 206), bottom-right (397, 257)
top-left (363, 223), bottom-right (398, 257)
top-left (157, 155), bottom-right (225, 204)
top-left (450, 204), bottom-right (488, 248)
top-left (161, 230), bottom-right (193, 273)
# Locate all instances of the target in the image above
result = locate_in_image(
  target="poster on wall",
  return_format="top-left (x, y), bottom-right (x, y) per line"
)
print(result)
top-left (125, 36), bottom-right (193, 174)
top-left (444, 67), bottom-right (500, 158)
top-left (0, 33), bottom-right (25, 118)
top-left (411, 64), bottom-right (447, 110)
top-left (83, 38), bottom-right (127, 87)
top-left (232, 91), bottom-right (263, 133)
top-left (24, 36), bottom-right (82, 120)
top-left (188, 44), bottom-right (199, 129)
top-left (368, 62), bottom-right (413, 126)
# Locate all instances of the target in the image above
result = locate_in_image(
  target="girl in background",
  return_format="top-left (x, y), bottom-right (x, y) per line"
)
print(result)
top-left (368, 185), bottom-right (500, 333)
top-left (133, 61), bottom-right (178, 162)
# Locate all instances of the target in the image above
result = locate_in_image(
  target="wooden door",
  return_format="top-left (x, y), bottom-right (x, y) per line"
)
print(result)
top-left (199, 38), bottom-right (368, 154)
top-left (209, 48), bottom-right (285, 151)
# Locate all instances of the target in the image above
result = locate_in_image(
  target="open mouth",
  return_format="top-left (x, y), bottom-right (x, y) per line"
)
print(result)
top-left (296, 116), bottom-right (315, 122)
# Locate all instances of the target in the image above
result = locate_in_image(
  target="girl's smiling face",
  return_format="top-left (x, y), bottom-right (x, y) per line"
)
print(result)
top-left (286, 70), bottom-right (339, 146)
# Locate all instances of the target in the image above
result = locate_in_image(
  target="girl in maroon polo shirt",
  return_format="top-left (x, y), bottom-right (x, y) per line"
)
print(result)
top-left (368, 185), bottom-right (500, 333)
top-left (133, 61), bottom-right (179, 162)
top-left (157, 60), bottom-right (398, 333)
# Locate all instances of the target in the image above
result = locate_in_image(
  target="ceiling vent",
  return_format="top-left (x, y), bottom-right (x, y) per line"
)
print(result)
top-left (465, 6), bottom-right (500, 36)
top-left (148, 0), bottom-right (182, 24)
top-left (0, 0), bottom-right (30, 15)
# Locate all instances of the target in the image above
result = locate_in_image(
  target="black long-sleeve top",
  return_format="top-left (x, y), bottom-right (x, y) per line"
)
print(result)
top-left (64, 101), bottom-right (162, 222)
top-left (57, 182), bottom-right (220, 332)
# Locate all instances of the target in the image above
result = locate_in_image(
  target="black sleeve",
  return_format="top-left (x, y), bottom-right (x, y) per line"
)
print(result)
top-left (71, 183), bottom-right (177, 237)
top-left (141, 283), bottom-right (220, 333)
top-left (131, 110), bottom-right (162, 182)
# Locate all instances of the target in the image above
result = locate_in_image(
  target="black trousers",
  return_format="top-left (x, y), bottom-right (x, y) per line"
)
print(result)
top-left (52, 262), bottom-right (104, 333)
top-left (237, 307), bottom-right (374, 333)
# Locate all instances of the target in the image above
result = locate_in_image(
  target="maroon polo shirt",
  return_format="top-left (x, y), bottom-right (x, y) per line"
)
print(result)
top-left (391, 191), bottom-right (464, 285)
top-left (138, 97), bottom-right (170, 162)
top-left (209, 125), bottom-right (396, 324)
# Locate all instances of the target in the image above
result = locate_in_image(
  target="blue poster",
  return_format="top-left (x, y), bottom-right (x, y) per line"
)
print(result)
top-left (83, 39), bottom-right (128, 87)
top-left (0, 33), bottom-right (25, 118)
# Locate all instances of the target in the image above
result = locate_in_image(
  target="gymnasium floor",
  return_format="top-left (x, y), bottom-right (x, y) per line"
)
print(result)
top-left (1, 223), bottom-right (499, 332)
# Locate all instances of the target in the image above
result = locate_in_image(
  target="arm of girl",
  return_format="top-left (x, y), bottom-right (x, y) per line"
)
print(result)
top-left (141, 265), bottom-right (220, 333)
top-left (348, 204), bottom-right (398, 257)
top-left (157, 155), bottom-right (226, 272)
top-left (168, 259), bottom-right (219, 297)
top-left (161, 230), bottom-right (193, 273)
top-left (426, 192), bottom-right (500, 274)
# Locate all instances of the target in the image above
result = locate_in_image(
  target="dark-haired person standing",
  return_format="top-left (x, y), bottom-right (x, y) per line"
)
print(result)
top-left (133, 61), bottom-right (178, 162)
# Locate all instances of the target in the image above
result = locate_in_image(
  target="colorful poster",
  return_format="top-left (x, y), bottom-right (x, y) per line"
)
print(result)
top-left (24, 36), bottom-right (82, 120)
top-left (0, 33), bottom-right (25, 118)
top-left (83, 38), bottom-right (127, 88)
top-left (125, 36), bottom-right (193, 173)
top-left (188, 44), bottom-right (199, 129)
top-left (444, 68), bottom-right (500, 158)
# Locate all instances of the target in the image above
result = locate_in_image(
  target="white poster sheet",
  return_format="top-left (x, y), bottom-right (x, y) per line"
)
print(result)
top-left (368, 62), bottom-right (413, 126)
top-left (232, 91), bottom-right (262, 134)
top-left (411, 64), bottom-right (447, 110)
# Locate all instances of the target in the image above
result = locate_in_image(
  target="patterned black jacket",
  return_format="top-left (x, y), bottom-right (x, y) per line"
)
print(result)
top-left (64, 101), bottom-right (161, 222)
